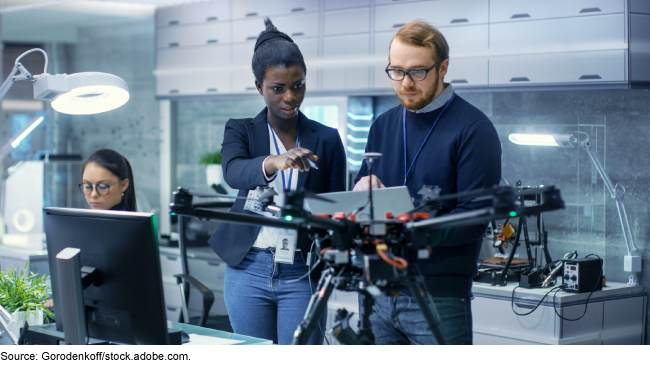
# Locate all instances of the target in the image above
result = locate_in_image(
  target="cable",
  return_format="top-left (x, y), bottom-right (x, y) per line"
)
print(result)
top-left (14, 48), bottom-right (48, 74)
top-left (511, 254), bottom-right (603, 320)
top-left (300, 241), bottom-right (328, 344)
top-left (511, 285), bottom-right (563, 316)
top-left (551, 254), bottom-right (602, 321)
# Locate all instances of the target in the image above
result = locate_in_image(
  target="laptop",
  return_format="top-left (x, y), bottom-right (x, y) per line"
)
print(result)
top-left (305, 186), bottom-right (414, 221)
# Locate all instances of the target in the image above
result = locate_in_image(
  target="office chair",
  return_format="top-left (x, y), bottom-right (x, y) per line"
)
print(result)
top-left (175, 201), bottom-right (233, 332)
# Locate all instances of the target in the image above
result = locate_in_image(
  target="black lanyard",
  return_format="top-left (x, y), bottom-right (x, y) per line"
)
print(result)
top-left (402, 92), bottom-right (455, 185)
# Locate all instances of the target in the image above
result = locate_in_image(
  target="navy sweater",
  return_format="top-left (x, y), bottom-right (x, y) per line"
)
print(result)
top-left (355, 95), bottom-right (502, 298)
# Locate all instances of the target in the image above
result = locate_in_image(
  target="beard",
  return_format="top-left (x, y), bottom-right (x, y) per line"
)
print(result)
top-left (397, 71), bottom-right (441, 111)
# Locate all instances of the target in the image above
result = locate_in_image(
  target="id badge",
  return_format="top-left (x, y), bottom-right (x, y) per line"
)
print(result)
top-left (274, 229), bottom-right (297, 264)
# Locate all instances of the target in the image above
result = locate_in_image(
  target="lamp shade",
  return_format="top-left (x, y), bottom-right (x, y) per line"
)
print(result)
top-left (50, 72), bottom-right (129, 115)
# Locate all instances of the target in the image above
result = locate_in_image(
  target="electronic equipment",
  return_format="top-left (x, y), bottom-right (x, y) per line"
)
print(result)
top-left (562, 257), bottom-right (603, 293)
top-left (43, 208), bottom-right (170, 345)
top-left (170, 178), bottom-right (565, 344)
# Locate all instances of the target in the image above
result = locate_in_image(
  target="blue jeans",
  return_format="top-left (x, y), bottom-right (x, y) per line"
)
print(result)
top-left (363, 294), bottom-right (473, 345)
top-left (224, 247), bottom-right (326, 345)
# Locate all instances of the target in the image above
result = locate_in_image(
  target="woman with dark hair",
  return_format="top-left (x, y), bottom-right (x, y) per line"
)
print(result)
top-left (79, 149), bottom-right (137, 211)
top-left (208, 18), bottom-right (346, 345)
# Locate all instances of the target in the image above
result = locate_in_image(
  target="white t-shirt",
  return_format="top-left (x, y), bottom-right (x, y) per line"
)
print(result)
top-left (252, 124), bottom-right (300, 249)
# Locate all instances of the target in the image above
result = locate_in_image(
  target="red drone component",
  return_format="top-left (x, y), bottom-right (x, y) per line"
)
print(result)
top-left (413, 212), bottom-right (430, 221)
top-left (315, 214), bottom-right (331, 219)
top-left (385, 212), bottom-right (394, 219)
top-left (348, 215), bottom-right (356, 222)
top-left (398, 214), bottom-right (412, 223)
top-left (333, 212), bottom-right (346, 220)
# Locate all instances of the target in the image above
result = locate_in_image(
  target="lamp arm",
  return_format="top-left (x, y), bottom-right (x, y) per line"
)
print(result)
top-left (0, 63), bottom-right (38, 103)
top-left (580, 139), bottom-right (639, 256)
top-left (580, 140), bottom-right (616, 198)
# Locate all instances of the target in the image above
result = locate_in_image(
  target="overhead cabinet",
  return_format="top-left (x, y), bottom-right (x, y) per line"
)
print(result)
top-left (155, 0), bottom-right (650, 98)
top-left (489, 14), bottom-right (625, 55)
top-left (489, 0), bottom-right (624, 23)
top-left (231, 0), bottom-right (319, 19)
top-left (157, 22), bottom-right (231, 49)
top-left (374, 0), bottom-right (488, 32)
top-left (156, 0), bottom-right (230, 27)
top-left (489, 50), bottom-right (626, 86)
top-left (231, 13), bottom-right (320, 43)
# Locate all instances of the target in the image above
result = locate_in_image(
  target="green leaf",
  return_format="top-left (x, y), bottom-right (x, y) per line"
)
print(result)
top-left (198, 149), bottom-right (222, 165)
top-left (0, 263), bottom-right (51, 318)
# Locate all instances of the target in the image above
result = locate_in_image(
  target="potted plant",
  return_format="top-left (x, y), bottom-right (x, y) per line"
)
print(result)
top-left (199, 149), bottom-right (226, 187)
top-left (0, 263), bottom-right (53, 339)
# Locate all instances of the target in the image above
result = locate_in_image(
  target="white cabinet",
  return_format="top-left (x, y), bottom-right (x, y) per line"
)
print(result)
top-left (324, 8), bottom-right (371, 36)
top-left (273, 13), bottom-right (321, 39)
top-left (490, 0), bottom-right (624, 23)
top-left (157, 71), bottom-right (231, 96)
top-left (489, 50), bottom-right (626, 86)
top-left (231, 0), bottom-right (319, 20)
top-left (157, 0), bottom-right (230, 27)
top-left (490, 14), bottom-right (625, 55)
top-left (472, 282), bottom-right (647, 345)
top-left (375, 0), bottom-right (488, 32)
top-left (325, 0), bottom-right (370, 11)
top-left (232, 12), bottom-right (319, 43)
top-left (372, 61), bottom-right (391, 89)
top-left (157, 22), bottom-right (231, 48)
top-left (446, 57), bottom-right (488, 86)
top-left (232, 37), bottom-right (318, 66)
top-left (322, 34), bottom-right (370, 91)
top-left (157, 45), bottom-right (231, 69)
top-left (231, 69), bottom-right (259, 94)
top-left (374, 24), bottom-right (487, 57)
top-left (154, 0), bottom-right (647, 96)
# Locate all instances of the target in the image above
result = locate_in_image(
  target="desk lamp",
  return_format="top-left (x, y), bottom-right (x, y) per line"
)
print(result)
top-left (509, 132), bottom-right (642, 286)
top-left (0, 48), bottom-right (129, 155)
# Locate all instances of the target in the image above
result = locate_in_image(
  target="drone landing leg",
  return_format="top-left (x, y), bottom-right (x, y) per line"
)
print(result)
top-left (406, 278), bottom-right (447, 345)
top-left (292, 270), bottom-right (336, 345)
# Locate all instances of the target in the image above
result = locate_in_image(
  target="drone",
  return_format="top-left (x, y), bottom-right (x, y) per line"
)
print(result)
top-left (169, 155), bottom-right (565, 345)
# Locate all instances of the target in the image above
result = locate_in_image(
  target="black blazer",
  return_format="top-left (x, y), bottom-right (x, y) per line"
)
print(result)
top-left (208, 108), bottom-right (347, 269)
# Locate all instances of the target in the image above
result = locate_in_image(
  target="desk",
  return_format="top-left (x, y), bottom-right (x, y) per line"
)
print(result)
top-left (472, 282), bottom-right (647, 345)
top-left (169, 321), bottom-right (272, 345)
top-left (15, 321), bottom-right (271, 345)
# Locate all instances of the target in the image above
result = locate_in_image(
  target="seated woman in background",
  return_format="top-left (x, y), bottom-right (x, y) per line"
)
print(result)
top-left (79, 149), bottom-right (137, 211)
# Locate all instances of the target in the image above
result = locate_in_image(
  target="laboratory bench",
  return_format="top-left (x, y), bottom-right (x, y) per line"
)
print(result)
top-left (472, 281), bottom-right (647, 345)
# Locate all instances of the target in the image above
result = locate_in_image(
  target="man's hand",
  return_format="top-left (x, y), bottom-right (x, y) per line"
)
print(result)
top-left (353, 175), bottom-right (385, 191)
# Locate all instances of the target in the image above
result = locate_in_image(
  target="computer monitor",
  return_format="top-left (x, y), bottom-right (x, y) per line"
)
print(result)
top-left (44, 207), bottom-right (169, 345)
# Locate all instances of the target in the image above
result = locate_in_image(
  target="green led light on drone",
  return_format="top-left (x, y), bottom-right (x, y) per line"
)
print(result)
top-left (509, 211), bottom-right (517, 217)
top-left (171, 213), bottom-right (176, 216)
top-left (285, 215), bottom-right (293, 221)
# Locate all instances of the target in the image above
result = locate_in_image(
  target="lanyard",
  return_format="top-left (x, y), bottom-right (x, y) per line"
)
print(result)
top-left (403, 92), bottom-right (455, 185)
top-left (268, 119), bottom-right (300, 191)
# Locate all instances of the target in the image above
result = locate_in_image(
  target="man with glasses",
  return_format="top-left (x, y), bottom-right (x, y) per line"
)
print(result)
top-left (353, 20), bottom-right (502, 345)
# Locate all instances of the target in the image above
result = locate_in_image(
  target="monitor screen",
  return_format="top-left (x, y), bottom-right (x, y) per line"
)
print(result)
top-left (44, 207), bottom-right (168, 345)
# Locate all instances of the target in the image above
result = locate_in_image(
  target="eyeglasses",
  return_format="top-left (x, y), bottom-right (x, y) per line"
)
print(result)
top-left (78, 182), bottom-right (119, 196)
top-left (385, 63), bottom-right (439, 82)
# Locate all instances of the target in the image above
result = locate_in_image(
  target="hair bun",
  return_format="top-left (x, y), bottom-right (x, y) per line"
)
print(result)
top-left (263, 17), bottom-right (277, 32)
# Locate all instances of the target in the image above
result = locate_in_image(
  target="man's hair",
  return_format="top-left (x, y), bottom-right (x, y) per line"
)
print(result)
top-left (390, 19), bottom-right (449, 64)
